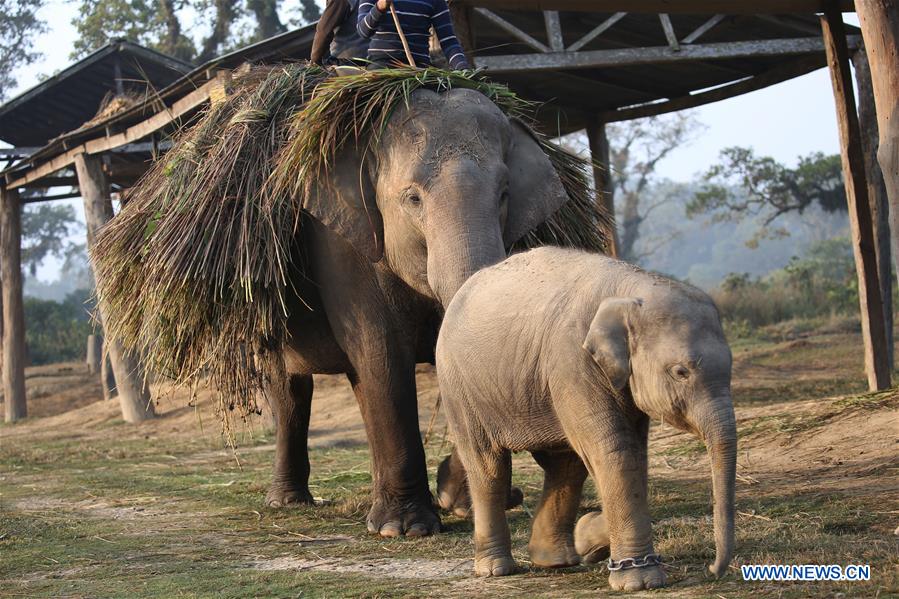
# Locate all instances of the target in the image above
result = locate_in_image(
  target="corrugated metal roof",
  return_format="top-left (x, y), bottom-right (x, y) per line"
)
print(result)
top-left (0, 40), bottom-right (192, 147)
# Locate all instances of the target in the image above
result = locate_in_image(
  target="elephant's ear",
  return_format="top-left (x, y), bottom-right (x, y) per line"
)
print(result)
top-left (582, 297), bottom-right (643, 391)
top-left (303, 149), bottom-right (383, 262)
top-left (503, 118), bottom-right (570, 247)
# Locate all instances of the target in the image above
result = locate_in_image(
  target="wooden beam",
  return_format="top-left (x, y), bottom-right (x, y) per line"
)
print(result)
top-left (74, 153), bottom-right (155, 423)
top-left (4, 78), bottom-right (216, 190)
top-left (600, 54), bottom-right (827, 122)
top-left (474, 8), bottom-right (550, 52)
top-left (477, 35), bottom-right (859, 72)
top-left (586, 122), bottom-right (618, 256)
top-left (854, 43), bottom-right (893, 369)
top-left (458, 0), bottom-right (854, 14)
top-left (567, 12), bottom-right (626, 52)
top-left (856, 0), bottom-right (899, 318)
top-left (544, 11), bottom-right (564, 51)
top-left (756, 15), bottom-right (822, 36)
top-left (659, 14), bottom-right (680, 50)
top-left (821, 7), bottom-right (890, 391)
top-left (681, 14), bottom-right (725, 44)
top-left (21, 191), bottom-right (82, 203)
top-left (1, 186), bottom-right (27, 422)
top-left (19, 176), bottom-right (77, 189)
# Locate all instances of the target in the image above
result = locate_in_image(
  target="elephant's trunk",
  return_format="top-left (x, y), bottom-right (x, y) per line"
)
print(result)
top-left (428, 215), bottom-right (505, 307)
top-left (691, 397), bottom-right (737, 578)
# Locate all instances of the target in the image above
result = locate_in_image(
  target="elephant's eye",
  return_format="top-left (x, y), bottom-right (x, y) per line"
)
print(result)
top-left (500, 190), bottom-right (509, 205)
top-left (668, 364), bottom-right (690, 381)
top-left (407, 194), bottom-right (421, 206)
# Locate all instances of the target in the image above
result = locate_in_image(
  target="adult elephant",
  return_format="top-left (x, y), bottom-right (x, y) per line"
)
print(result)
top-left (262, 87), bottom-right (581, 537)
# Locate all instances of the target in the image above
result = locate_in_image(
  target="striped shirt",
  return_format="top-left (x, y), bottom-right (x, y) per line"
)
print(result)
top-left (357, 0), bottom-right (470, 70)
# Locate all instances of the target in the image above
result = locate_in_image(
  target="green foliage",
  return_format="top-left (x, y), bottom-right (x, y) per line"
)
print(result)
top-left (71, 0), bottom-right (323, 62)
top-left (24, 289), bottom-right (95, 365)
top-left (72, 0), bottom-right (159, 58)
top-left (687, 147), bottom-right (845, 247)
top-left (0, 0), bottom-right (46, 101)
top-left (713, 237), bottom-right (859, 335)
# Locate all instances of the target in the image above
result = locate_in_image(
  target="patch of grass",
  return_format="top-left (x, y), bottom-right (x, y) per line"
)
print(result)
top-left (661, 439), bottom-right (706, 457)
top-left (2, 330), bottom-right (897, 598)
top-left (4, 423), bottom-right (895, 599)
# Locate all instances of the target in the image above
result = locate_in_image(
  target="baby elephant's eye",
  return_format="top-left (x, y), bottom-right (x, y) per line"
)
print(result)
top-left (669, 364), bottom-right (690, 380)
top-left (407, 194), bottom-right (421, 205)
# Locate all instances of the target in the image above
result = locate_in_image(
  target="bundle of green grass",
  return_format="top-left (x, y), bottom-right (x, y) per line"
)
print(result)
top-left (92, 63), bottom-right (612, 418)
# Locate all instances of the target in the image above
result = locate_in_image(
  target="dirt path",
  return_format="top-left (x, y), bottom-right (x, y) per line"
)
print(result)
top-left (1, 332), bottom-right (897, 598)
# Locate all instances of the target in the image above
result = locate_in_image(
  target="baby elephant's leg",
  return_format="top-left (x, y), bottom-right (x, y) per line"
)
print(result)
top-left (459, 446), bottom-right (516, 576)
top-left (574, 511), bottom-right (610, 563)
top-left (528, 449), bottom-right (587, 568)
top-left (556, 395), bottom-right (665, 591)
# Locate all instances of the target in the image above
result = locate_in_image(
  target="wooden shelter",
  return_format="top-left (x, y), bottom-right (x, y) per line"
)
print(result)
top-left (1, 1), bottom-right (895, 423)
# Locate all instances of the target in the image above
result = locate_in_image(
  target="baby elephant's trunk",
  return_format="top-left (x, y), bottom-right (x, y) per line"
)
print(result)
top-left (691, 399), bottom-right (737, 578)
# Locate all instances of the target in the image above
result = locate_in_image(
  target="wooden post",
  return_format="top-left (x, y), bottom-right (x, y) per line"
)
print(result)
top-left (449, 1), bottom-right (476, 65)
top-left (854, 44), bottom-right (894, 369)
top-left (1, 186), bottom-right (27, 422)
top-left (101, 339), bottom-right (117, 401)
top-left (74, 153), bottom-right (155, 422)
top-left (821, 8), bottom-right (891, 390)
top-left (586, 121), bottom-right (619, 256)
top-left (856, 2), bottom-right (899, 316)
top-left (86, 333), bottom-right (102, 374)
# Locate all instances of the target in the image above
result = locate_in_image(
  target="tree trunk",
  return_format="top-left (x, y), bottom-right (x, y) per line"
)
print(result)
top-left (197, 0), bottom-right (237, 64)
top-left (247, 0), bottom-right (286, 40)
top-left (587, 121), bottom-right (619, 256)
top-left (1, 186), bottom-right (27, 422)
top-left (853, 44), bottom-right (894, 369)
top-left (74, 153), bottom-right (155, 422)
top-left (821, 7), bottom-right (891, 390)
top-left (856, 3), bottom-right (899, 336)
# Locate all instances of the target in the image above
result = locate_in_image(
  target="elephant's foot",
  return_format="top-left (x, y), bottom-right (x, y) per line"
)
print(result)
top-left (574, 512), bottom-right (611, 564)
top-left (366, 492), bottom-right (441, 538)
top-left (474, 553), bottom-right (516, 577)
top-left (265, 483), bottom-right (315, 508)
top-left (608, 565), bottom-right (666, 592)
top-left (436, 453), bottom-right (523, 517)
top-left (529, 539), bottom-right (581, 569)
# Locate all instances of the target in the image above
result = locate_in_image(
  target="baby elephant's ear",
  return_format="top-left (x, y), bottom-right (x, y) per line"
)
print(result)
top-left (582, 297), bottom-right (643, 391)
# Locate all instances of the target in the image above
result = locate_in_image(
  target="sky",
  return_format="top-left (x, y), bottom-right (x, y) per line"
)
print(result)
top-left (7, 3), bottom-right (860, 281)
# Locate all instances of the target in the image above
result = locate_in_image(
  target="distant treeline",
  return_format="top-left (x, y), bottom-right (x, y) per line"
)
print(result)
top-left (24, 289), bottom-right (95, 365)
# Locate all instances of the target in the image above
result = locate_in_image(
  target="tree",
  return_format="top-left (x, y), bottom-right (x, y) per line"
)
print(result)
top-left (686, 147), bottom-right (846, 247)
top-left (21, 204), bottom-right (84, 277)
top-left (72, 0), bottom-right (322, 63)
top-left (606, 112), bottom-right (703, 262)
top-left (0, 0), bottom-right (46, 101)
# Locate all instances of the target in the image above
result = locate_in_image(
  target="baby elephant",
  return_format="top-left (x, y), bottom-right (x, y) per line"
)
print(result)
top-left (436, 247), bottom-right (736, 592)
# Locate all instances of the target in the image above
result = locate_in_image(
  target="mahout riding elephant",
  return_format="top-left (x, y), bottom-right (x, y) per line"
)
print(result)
top-left (262, 87), bottom-right (590, 537)
top-left (435, 247), bottom-right (737, 590)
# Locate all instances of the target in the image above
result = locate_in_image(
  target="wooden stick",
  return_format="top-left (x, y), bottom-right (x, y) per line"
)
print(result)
top-left (389, 4), bottom-right (416, 67)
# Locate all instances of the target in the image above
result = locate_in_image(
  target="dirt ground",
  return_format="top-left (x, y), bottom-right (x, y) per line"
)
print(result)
top-left (1, 329), bottom-right (897, 598)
